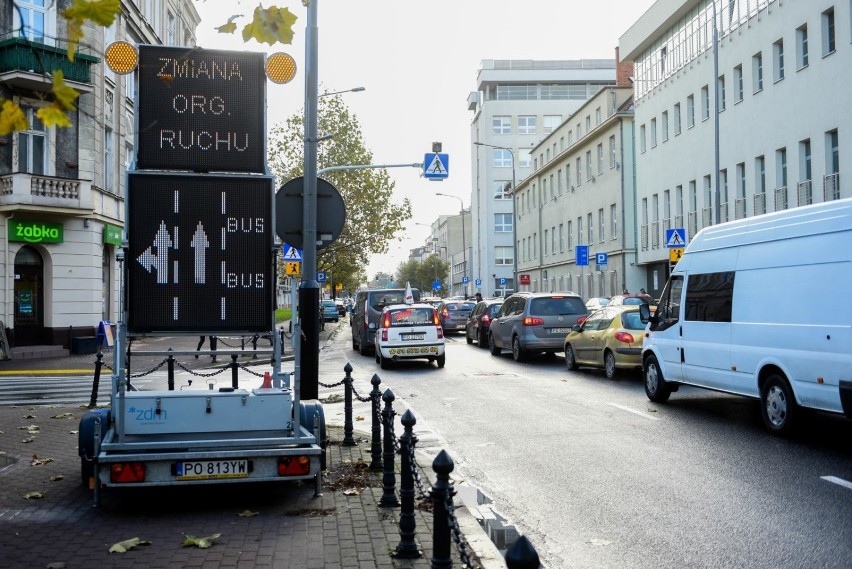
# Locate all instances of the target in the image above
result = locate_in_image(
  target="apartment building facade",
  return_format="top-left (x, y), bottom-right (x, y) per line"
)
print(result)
top-left (620, 0), bottom-right (849, 293)
top-left (0, 0), bottom-right (199, 351)
top-left (468, 59), bottom-right (616, 298)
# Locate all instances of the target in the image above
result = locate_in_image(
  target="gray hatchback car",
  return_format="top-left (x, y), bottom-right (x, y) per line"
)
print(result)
top-left (488, 292), bottom-right (588, 362)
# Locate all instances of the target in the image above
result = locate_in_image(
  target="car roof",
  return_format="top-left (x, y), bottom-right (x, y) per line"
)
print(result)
top-left (381, 303), bottom-right (435, 311)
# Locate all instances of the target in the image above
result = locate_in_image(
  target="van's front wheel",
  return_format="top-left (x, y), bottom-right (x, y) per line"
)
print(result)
top-left (644, 354), bottom-right (671, 402)
top-left (761, 373), bottom-right (797, 436)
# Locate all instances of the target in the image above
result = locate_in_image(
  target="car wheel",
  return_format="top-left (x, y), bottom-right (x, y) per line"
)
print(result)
top-left (511, 336), bottom-right (527, 362)
top-left (375, 351), bottom-right (381, 365)
top-left (489, 333), bottom-right (501, 356)
top-left (466, 328), bottom-right (474, 344)
top-left (379, 351), bottom-right (390, 370)
top-left (760, 373), bottom-right (797, 436)
top-left (436, 354), bottom-right (446, 368)
top-left (478, 329), bottom-right (488, 349)
top-left (644, 354), bottom-right (671, 403)
top-left (352, 334), bottom-right (358, 351)
top-left (565, 344), bottom-right (579, 371)
top-left (358, 334), bottom-right (369, 356)
top-left (604, 350), bottom-right (617, 379)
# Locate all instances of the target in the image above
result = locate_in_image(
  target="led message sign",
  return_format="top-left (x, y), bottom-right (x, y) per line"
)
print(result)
top-left (127, 173), bottom-right (273, 332)
top-left (135, 45), bottom-right (266, 173)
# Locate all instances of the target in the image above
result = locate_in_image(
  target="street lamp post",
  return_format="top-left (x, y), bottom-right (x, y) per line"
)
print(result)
top-left (320, 86), bottom-right (365, 97)
top-left (436, 193), bottom-right (466, 298)
top-left (473, 142), bottom-right (516, 294)
top-left (712, 0), bottom-right (722, 225)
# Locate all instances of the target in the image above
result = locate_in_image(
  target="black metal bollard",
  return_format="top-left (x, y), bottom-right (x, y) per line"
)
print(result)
top-left (379, 388), bottom-right (400, 507)
top-left (88, 351), bottom-right (104, 408)
top-left (369, 374), bottom-right (383, 470)
top-left (394, 409), bottom-right (422, 559)
top-left (231, 354), bottom-right (239, 389)
top-left (505, 535), bottom-right (541, 569)
top-left (431, 450), bottom-right (455, 569)
top-left (167, 350), bottom-right (175, 391)
top-left (125, 339), bottom-right (132, 391)
top-left (342, 363), bottom-right (356, 446)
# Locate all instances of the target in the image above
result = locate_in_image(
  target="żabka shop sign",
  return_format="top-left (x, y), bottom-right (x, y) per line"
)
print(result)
top-left (9, 220), bottom-right (63, 244)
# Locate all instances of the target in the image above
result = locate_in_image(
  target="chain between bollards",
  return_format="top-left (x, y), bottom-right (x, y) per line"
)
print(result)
top-left (379, 388), bottom-right (400, 507)
top-left (370, 374), bottom-right (383, 470)
top-left (342, 362), bottom-right (356, 446)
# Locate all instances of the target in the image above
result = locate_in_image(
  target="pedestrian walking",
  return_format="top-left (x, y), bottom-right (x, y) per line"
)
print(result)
top-left (195, 335), bottom-right (218, 362)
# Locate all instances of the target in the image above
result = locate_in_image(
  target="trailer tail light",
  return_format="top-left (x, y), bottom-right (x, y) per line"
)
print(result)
top-left (523, 316), bottom-right (544, 326)
top-left (278, 456), bottom-right (311, 476)
top-left (110, 462), bottom-right (145, 483)
top-left (614, 331), bottom-right (635, 344)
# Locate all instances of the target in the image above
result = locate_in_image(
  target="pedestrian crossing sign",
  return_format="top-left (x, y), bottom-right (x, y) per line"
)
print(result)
top-left (282, 244), bottom-right (302, 261)
top-left (669, 247), bottom-right (684, 263)
top-left (665, 228), bottom-right (687, 248)
top-left (423, 153), bottom-right (449, 180)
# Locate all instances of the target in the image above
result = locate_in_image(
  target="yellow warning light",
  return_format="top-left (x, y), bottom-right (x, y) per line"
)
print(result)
top-left (266, 52), bottom-right (297, 84)
top-left (105, 41), bottom-right (138, 75)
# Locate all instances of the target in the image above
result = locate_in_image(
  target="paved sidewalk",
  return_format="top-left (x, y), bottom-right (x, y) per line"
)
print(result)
top-left (0, 323), bottom-right (505, 568)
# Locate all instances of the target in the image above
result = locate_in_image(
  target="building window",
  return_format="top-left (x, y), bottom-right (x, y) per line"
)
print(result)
top-left (800, 139), bottom-right (812, 182)
top-left (567, 220), bottom-right (573, 249)
top-left (577, 216), bottom-right (583, 245)
top-left (104, 127), bottom-right (114, 192)
top-left (167, 11), bottom-right (177, 46)
top-left (609, 135), bottom-right (616, 169)
top-left (568, 130), bottom-right (573, 145)
top-left (610, 204), bottom-right (617, 240)
top-left (587, 213), bottom-right (594, 244)
top-left (822, 8), bottom-right (836, 56)
top-left (827, 129), bottom-right (839, 174)
top-left (797, 24), bottom-right (809, 69)
top-left (586, 151), bottom-right (592, 181)
top-left (687, 95), bottom-right (695, 128)
top-left (492, 116), bottom-right (511, 134)
top-left (544, 230), bottom-right (549, 255)
top-left (595, 107), bottom-right (602, 125)
top-left (14, 0), bottom-right (49, 42)
top-left (673, 103), bottom-right (681, 135)
top-left (773, 39), bottom-right (785, 82)
top-left (495, 246), bottom-right (513, 266)
top-left (557, 170), bottom-right (563, 194)
top-left (596, 144), bottom-right (603, 175)
top-left (493, 181), bottom-right (511, 200)
top-left (733, 65), bottom-right (743, 102)
top-left (720, 170), bottom-right (728, 205)
top-left (752, 52), bottom-right (763, 93)
top-left (576, 157), bottom-right (582, 186)
top-left (661, 111), bottom-right (669, 142)
top-left (585, 115), bottom-right (591, 131)
top-left (701, 85), bottom-right (710, 121)
top-left (543, 115), bottom-right (561, 134)
top-left (650, 118), bottom-right (657, 148)
top-left (559, 224), bottom-right (564, 252)
top-left (493, 149), bottom-right (513, 167)
top-left (566, 164), bottom-right (572, 188)
top-left (518, 115), bottom-right (537, 134)
top-left (598, 209), bottom-right (605, 244)
top-left (777, 147), bottom-right (788, 188)
top-left (640, 124), bottom-right (647, 153)
top-left (718, 75), bottom-right (726, 111)
top-left (519, 150), bottom-right (531, 168)
top-left (755, 155), bottom-right (766, 193)
top-left (17, 107), bottom-right (46, 175)
top-left (736, 163), bottom-right (746, 199)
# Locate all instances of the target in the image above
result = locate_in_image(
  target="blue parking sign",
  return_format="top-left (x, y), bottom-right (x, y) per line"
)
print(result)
top-left (595, 252), bottom-right (608, 265)
top-left (499, 278), bottom-right (506, 285)
top-left (316, 271), bottom-right (327, 282)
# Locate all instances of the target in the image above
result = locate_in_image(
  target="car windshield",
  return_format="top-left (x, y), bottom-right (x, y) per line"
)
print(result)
top-left (388, 307), bottom-right (434, 326)
top-left (623, 295), bottom-right (652, 305)
top-left (529, 296), bottom-right (586, 316)
top-left (487, 304), bottom-right (503, 316)
top-left (621, 312), bottom-right (645, 330)
top-left (370, 292), bottom-right (409, 310)
top-left (447, 303), bottom-right (475, 312)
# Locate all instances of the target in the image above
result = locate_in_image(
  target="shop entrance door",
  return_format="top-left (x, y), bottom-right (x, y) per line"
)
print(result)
top-left (14, 246), bottom-right (45, 346)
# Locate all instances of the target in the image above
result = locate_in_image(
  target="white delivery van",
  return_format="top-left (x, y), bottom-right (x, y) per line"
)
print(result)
top-left (640, 198), bottom-right (852, 435)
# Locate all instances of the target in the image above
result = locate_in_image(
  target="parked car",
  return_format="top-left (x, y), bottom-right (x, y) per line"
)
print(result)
top-left (351, 288), bottom-right (421, 355)
top-left (374, 303), bottom-right (445, 369)
top-left (465, 299), bottom-right (504, 348)
top-left (608, 293), bottom-right (654, 308)
top-left (585, 297), bottom-right (610, 312)
top-left (335, 300), bottom-right (346, 316)
top-left (436, 301), bottom-right (476, 334)
top-left (488, 292), bottom-right (588, 362)
top-left (321, 300), bottom-right (339, 322)
top-left (564, 306), bottom-right (645, 379)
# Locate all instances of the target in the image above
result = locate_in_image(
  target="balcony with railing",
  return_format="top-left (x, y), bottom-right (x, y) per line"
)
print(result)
top-left (701, 207), bottom-right (713, 228)
top-left (797, 180), bottom-right (812, 207)
top-left (734, 198), bottom-right (747, 219)
top-left (824, 173), bottom-right (840, 201)
top-left (719, 203), bottom-right (729, 223)
top-left (774, 186), bottom-right (788, 211)
top-left (640, 224), bottom-right (648, 250)
top-left (687, 211), bottom-right (698, 239)
top-left (674, 214), bottom-right (684, 229)
top-left (754, 192), bottom-right (766, 215)
top-left (0, 33), bottom-right (99, 93)
top-left (0, 173), bottom-right (92, 212)
top-left (651, 221), bottom-right (660, 248)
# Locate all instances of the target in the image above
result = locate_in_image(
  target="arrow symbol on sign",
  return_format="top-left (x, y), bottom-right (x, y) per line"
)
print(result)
top-left (137, 221), bottom-right (173, 284)
top-left (191, 221), bottom-right (209, 284)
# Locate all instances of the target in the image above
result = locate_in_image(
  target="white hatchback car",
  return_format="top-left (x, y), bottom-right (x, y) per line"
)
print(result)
top-left (374, 303), bottom-right (445, 369)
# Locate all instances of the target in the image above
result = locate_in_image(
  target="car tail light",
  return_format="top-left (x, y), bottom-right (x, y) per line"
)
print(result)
top-left (110, 462), bottom-right (145, 483)
top-left (382, 313), bottom-right (391, 328)
top-left (437, 326), bottom-right (444, 339)
top-left (381, 329), bottom-right (388, 341)
top-left (523, 316), bottom-right (544, 326)
top-left (614, 331), bottom-right (635, 344)
top-left (577, 316), bottom-right (587, 324)
top-left (432, 310), bottom-right (440, 326)
top-left (278, 456), bottom-right (311, 476)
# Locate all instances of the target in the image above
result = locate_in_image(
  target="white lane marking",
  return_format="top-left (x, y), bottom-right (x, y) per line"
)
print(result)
top-left (607, 402), bottom-right (660, 421)
top-left (821, 476), bottom-right (852, 491)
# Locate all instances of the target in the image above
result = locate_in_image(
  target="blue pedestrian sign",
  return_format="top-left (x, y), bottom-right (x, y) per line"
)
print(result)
top-left (576, 245), bottom-right (590, 266)
top-left (462, 276), bottom-right (469, 284)
top-left (475, 279), bottom-right (482, 286)
top-left (595, 252), bottom-right (608, 265)
top-left (423, 153), bottom-right (449, 180)
top-left (316, 271), bottom-right (327, 283)
top-left (665, 228), bottom-right (687, 248)
top-left (282, 244), bottom-right (302, 261)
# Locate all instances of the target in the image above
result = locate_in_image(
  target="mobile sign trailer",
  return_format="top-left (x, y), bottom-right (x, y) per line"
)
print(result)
top-left (78, 44), bottom-right (325, 504)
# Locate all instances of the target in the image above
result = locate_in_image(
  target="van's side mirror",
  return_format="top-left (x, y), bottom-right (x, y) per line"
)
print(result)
top-left (639, 304), bottom-right (651, 324)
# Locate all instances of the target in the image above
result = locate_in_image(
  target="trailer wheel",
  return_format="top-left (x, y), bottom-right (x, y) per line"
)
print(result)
top-left (760, 373), bottom-right (797, 436)
top-left (78, 409), bottom-right (110, 490)
top-left (300, 401), bottom-right (328, 470)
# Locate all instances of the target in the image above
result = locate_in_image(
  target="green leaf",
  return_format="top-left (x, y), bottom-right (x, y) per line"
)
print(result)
top-left (109, 537), bottom-right (151, 553)
top-left (242, 6), bottom-right (298, 46)
top-left (0, 100), bottom-right (29, 135)
top-left (181, 533), bottom-right (221, 549)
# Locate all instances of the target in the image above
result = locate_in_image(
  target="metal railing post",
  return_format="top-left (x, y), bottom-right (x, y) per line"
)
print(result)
top-left (379, 388), bottom-right (399, 507)
top-left (88, 351), bottom-right (103, 408)
top-left (431, 450), bottom-right (455, 569)
top-left (231, 353), bottom-right (239, 389)
top-left (394, 409), bottom-right (422, 558)
top-left (370, 373), bottom-right (383, 470)
top-left (166, 349), bottom-right (175, 391)
top-left (342, 362), bottom-right (356, 446)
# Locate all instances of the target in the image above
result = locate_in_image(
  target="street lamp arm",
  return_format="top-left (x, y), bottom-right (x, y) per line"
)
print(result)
top-left (318, 163), bottom-right (423, 176)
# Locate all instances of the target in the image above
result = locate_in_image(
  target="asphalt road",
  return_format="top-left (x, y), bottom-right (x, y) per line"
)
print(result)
top-left (336, 325), bottom-right (852, 568)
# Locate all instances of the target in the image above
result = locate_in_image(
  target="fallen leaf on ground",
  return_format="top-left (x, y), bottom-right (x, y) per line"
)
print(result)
top-left (51, 413), bottom-right (74, 419)
top-left (22, 414), bottom-right (36, 419)
top-left (588, 538), bottom-right (612, 546)
top-left (181, 533), bottom-right (221, 548)
top-left (22, 437), bottom-right (35, 443)
top-left (109, 537), bottom-right (152, 553)
top-left (51, 475), bottom-right (65, 481)
top-left (355, 415), bottom-right (364, 421)
top-left (18, 425), bottom-right (40, 431)
top-left (23, 491), bottom-right (45, 499)
top-left (343, 487), bottom-right (363, 496)
top-left (31, 455), bottom-right (54, 466)
top-left (237, 510), bottom-right (259, 517)
top-left (69, 430), bottom-right (78, 435)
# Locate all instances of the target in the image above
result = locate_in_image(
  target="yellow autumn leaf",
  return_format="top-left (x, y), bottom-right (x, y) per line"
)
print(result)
top-left (217, 14), bottom-right (242, 35)
top-left (51, 72), bottom-right (80, 112)
top-left (63, 0), bottom-right (121, 60)
top-left (182, 533), bottom-right (222, 549)
top-left (0, 100), bottom-right (29, 135)
top-left (109, 537), bottom-right (151, 553)
top-left (37, 105), bottom-right (73, 129)
top-left (242, 6), bottom-right (298, 46)
top-left (237, 510), bottom-right (259, 517)
top-left (23, 491), bottom-right (45, 499)
top-left (51, 412), bottom-right (75, 419)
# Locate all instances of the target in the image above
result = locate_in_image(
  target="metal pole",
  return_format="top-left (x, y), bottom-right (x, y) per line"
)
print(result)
top-left (461, 204), bottom-right (467, 298)
top-left (300, 0), bottom-right (320, 401)
top-left (713, 0), bottom-right (721, 225)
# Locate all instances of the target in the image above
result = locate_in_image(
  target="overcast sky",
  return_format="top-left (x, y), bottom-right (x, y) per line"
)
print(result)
top-left (193, 0), bottom-right (656, 280)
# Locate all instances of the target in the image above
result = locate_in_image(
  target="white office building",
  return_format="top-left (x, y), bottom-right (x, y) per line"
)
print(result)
top-left (468, 59), bottom-right (616, 298)
top-left (620, 0), bottom-right (849, 294)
